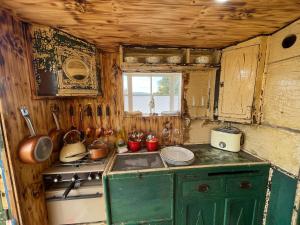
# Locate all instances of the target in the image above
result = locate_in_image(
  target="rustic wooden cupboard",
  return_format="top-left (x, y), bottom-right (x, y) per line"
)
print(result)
top-left (218, 37), bottom-right (268, 124)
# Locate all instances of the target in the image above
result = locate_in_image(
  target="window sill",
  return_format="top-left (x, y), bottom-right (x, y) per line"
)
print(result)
top-left (123, 113), bottom-right (182, 118)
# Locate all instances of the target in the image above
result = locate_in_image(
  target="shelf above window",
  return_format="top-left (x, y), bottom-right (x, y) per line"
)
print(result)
top-left (120, 45), bottom-right (221, 71)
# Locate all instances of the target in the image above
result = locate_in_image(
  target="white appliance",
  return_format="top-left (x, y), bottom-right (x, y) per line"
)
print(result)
top-left (43, 158), bottom-right (108, 225)
top-left (210, 127), bottom-right (243, 152)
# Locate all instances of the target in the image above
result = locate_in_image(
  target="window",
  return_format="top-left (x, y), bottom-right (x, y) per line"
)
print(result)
top-left (123, 72), bottom-right (182, 115)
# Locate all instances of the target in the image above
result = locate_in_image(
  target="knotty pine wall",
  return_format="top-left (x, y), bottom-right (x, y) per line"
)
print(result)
top-left (0, 10), bottom-right (183, 225)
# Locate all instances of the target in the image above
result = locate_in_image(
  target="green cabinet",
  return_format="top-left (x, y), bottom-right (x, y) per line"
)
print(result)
top-left (104, 164), bottom-right (269, 225)
top-left (183, 198), bottom-right (223, 225)
top-left (223, 197), bottom-right (259, 225)
top-left (175, 165), bottom-right (269, 225)
top-left (104, 171), bottom-right (174, 225)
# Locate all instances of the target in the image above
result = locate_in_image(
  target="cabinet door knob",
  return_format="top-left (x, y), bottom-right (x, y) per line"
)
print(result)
top-left (198, 184), bottom-right (210, 192)
top-left (240, 181), bottom-right (252, 189)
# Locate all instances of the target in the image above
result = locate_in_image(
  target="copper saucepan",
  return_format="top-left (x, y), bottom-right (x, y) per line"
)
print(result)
top-left (65, 139), bottom-right (108, 161)
top-left (19, 107), bottom-right (53, 164)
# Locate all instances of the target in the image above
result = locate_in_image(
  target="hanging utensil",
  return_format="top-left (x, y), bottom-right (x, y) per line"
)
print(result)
top-left (78, 104), bottom-right (85, 140)
top-left (69, 104), bottom-right (76, 130)
top-left (104, 105), bottom-right (113, 136)
top-left (19, 107), bottom-right (53, 164)
top-left (48, 106), bottom-right (65, 152)
top-left (85, 104), bottom-right (95, 142)
top-left (95, 104), bottom-right (104, 138)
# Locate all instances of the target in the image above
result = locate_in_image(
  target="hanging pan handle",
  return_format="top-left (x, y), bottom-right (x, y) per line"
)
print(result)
top-left (20, 107), bottom-right (36, 137)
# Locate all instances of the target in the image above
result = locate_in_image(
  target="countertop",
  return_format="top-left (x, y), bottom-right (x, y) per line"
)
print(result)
top-left (169, 144), bottom-right (265, 167)
top-left (106, 144), bottom-right (268, 174)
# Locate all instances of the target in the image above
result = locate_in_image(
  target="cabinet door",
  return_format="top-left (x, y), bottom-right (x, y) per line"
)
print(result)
top-left (219, 45), bottom-right (259, 122)
top-left (108, 173), bottom-right (173, 224)
top-left (223, 197), bottom-right (259, 225)
top-left (183, 198), bottom-right (223, 225)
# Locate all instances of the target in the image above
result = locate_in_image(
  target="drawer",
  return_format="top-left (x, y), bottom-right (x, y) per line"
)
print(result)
top-left (182, 179), bottom-right (223, 196)
top-left (225, 176), bottom-right (265, 194)
top-left (268, 20), bottom-right (300, 64)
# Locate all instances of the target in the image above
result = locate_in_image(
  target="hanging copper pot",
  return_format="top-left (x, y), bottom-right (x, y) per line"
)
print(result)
top-left (19, 107), bottom-right (53, 164)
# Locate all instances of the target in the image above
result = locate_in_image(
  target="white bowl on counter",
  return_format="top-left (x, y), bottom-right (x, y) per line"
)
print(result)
top-left (145, 56), bottom-right (162, 64)
top-left (166, 55), bottom-right (182, 64)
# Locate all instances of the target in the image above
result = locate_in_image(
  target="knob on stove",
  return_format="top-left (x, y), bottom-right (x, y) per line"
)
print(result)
top-left (53, 175), bottom-right (61, 183)
top-left (71, 174), bottom-right (78, 182)
top-left (95, 173), bottom-right (100, 180)
top-left (88, 173), bottom-right (93, 181)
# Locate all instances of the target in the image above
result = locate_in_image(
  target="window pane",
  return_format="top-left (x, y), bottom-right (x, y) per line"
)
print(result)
top-left (154, 96), bottom-right (170, 113)
top-left (123, 75), bottom-right (128, 95)
top-left (152, 76), bottom-right (170, 96)
top-left (174, 95), bottom-right (181, 111)
top-left (174, 75), bottom-right (181, 95)
top-left (123, 72), bottom-right (182, 114)
top-left (132, 76), bottom-right (151, 95)
top-left (133, 96), bottom-right (151, 114)
top-left (124, 95), bottom-right (129, 111)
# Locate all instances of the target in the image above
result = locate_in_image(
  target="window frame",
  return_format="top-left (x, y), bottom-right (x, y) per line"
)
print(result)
top-left (123, 72), bottom-right (182, 115)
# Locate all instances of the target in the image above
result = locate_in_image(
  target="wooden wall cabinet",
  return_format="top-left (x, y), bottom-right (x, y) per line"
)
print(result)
top-left (218, 37), bottom-right (267, 124)
top-left (186, 69), bottom-right (217, 120)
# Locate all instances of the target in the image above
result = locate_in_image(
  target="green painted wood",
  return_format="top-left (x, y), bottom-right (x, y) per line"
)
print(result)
top-left (175, 165), bottom-right (270, 225)
top-left (223, 197), bottom-right (259, 225)
top-left (297, 207), bottom-right (300, 225)
top-left (107, 172), bottom-right (174, 225)
top-left (266, 169), bottom-right (297, 225)
top-left (184, 198), bottom-right (223, 225)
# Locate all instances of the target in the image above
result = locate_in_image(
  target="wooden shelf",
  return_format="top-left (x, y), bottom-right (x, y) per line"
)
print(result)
top-left (121, 62), bottom-right (220, 72)
top-left (120, 45), bottom-right (221, 71)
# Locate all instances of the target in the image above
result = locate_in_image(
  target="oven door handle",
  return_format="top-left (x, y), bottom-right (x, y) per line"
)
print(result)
top-left (48, 193), bottom-right (103, 201)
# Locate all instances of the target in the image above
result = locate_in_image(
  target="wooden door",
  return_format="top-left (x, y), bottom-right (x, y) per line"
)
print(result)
top-left (223, 197), bottom-right (259, 225)
top-left (218, 45), bottom-right (259, 122)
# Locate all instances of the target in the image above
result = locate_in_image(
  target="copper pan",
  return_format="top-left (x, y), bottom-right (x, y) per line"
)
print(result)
top-left (19, 107), bottom-right (53, 164)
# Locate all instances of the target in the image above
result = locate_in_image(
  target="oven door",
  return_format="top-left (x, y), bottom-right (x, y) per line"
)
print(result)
top-left (46, 185), bottom-right (105, 225)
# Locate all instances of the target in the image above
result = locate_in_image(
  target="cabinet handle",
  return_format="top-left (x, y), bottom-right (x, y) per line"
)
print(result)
top-left (240, 181), bottom-right (252, 189)
top-left (198, 184), bottom-right (210, 192)
top-left (220, 82), bottom-right (224, 87)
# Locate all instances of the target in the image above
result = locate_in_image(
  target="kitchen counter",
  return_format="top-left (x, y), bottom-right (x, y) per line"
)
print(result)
top-left (168, 144), bottom-right (265, 167)
top-left (106, 144), bottom-right (268, 174)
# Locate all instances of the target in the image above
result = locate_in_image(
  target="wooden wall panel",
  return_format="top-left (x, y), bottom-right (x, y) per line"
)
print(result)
top-left (268, 20), bottom-right (300, 64)
top-left (236, 124), bottom-right (300, 176)
top-left (184, 120), bottom-right (220, 144)
top-left (262, 57), bottom-right (300, 130)
top-left (0, 10), bottom-right (66, 225)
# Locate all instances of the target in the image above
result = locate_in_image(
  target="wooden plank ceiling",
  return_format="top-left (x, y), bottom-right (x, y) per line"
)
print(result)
top-left (1, 0), bottom-right (300, 51)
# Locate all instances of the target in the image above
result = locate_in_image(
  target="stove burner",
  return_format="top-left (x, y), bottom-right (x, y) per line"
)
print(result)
top-left (54, 156), bottom-right (106, 167)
